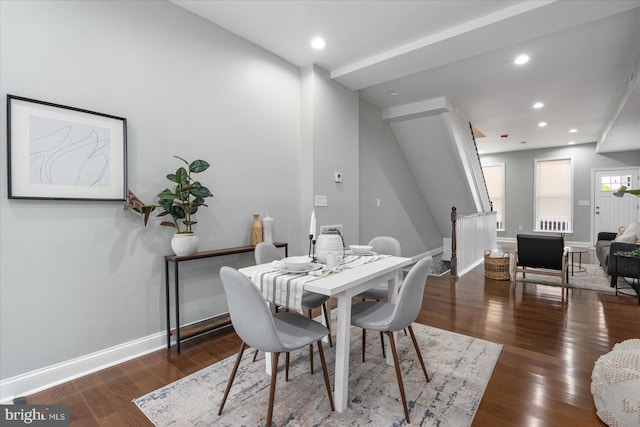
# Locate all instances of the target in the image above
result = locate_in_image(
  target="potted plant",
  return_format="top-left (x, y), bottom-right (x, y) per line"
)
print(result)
top-left (124, 156), bottom-right (213, 256)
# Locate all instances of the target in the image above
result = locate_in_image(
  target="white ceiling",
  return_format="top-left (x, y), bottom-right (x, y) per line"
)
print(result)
top-left (171, 0), bottom-right (640, 154)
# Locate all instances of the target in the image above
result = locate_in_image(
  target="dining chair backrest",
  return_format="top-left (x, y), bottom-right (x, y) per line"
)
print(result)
top-left (255, 242), bottom-right (283, 265)
top-left (220, 266), bottom-right (284, 353)
top-left (368, 236), bottom-right (401, 257)
top-left (387, 256), bottom-right (432, 331)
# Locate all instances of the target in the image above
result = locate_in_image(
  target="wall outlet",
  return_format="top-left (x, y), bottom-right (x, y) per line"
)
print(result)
top-left (334, 172), bottom-right (343, 183)
top-left (376, 198), bottom-right (381, 207)
top-left (518, 225), bottom-right (523, 230)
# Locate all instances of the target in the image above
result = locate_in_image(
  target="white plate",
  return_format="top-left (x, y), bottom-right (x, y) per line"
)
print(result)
top-left (275, 263), bottom-right (322, 274)
top-left (345, 250), bottom-right (377, 256)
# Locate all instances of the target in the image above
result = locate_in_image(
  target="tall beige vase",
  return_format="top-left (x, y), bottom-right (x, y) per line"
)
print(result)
top-left (251, 214), bottom-right (263, 246)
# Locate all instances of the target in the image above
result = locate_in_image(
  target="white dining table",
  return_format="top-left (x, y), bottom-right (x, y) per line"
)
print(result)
top-left (238, 255), bottom-right (412, 412)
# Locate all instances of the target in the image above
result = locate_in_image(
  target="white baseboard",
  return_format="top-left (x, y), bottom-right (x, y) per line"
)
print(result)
top-left (0, 331), bottom-right (170, 404)
top-left (458, 257), bottom-right (485, 277)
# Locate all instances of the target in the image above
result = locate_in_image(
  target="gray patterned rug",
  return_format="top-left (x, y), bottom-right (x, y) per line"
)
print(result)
top-left (134, 322), bottom-right (502, 426)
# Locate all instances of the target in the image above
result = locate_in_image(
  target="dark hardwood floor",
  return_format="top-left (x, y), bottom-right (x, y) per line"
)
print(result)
top-left (27, 245), bottom-right (640, 426)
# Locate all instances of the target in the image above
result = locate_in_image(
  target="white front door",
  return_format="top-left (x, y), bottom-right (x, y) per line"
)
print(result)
top-left (593, 168), bottom-right (640, 241)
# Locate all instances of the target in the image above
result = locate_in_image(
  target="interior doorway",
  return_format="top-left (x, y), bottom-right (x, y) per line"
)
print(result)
top-left (592, 167), bottom-right (640, 242)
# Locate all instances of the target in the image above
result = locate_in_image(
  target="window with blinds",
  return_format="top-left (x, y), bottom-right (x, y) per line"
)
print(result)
top-left (534, 157), bottom-right (573, 232)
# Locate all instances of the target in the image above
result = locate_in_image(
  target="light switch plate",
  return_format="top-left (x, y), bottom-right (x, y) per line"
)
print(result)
top-left (314, 195), bottom-right (328, 206)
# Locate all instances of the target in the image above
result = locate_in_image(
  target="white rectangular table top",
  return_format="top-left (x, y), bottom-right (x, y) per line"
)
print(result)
top-left (239, 255), bottom-right (412, 412)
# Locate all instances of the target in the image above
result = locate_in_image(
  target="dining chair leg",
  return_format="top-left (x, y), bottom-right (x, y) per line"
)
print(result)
top-left (362, 329), bottom-right (366, 362)
top-left (386, 331), bottom-right (410, 423)
top-left (307, 309), bottom-right (314, 374)
top-left (380, 331), bottom-right (386, 358)
top-left (266, 352), bottom-right (280, 427)
top-left (218, 341), bottom-right (247, 415)
top-left (408, 325), bottom-right (430, 383)
top-left (252, 349), bottom-right (259, 363)
top-left (316, 340), bottom-right (335, 411)
top-left (285, 352), bottom-right (290, 382)
top-left (322, 303), bottom-right (333, 347)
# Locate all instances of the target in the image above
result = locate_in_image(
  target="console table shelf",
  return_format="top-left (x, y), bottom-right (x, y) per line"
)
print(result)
top-left (165, 242), bottom-right (288, 354)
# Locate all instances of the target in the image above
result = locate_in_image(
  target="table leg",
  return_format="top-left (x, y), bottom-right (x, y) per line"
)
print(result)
top-left (321, 299), bottom-right (330, 344)
top-left (334, 293), bottom-right (352, 412)
top-left (571, 253), bottom-right (575, 276)
top-left (165, 261), bottom-right (171, 349)
top-left (175, 263), bottom-right (181, 355)
top-left (264, 301), bottom-right (277, 375)
top-left (385, 270), bottom-right (402, 365)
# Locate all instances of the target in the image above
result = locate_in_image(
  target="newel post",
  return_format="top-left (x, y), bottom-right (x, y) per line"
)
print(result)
top-left (450, 207), bottom-right (458, 281)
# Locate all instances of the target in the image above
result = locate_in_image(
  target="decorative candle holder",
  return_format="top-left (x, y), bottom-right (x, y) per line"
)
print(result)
top-left (312, 239), bottom-right (317, 263)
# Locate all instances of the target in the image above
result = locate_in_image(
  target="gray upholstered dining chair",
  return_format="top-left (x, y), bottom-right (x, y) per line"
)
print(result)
top-left (355, 236), bottom-right (402, 359)
top-left (218, 266), bottom-right (334, 426)
top-left (350, 256), bottom-right (433, 424)
top-left (357, 237), bottom-right (402, 300)
top-left (254, 242), bottom-right (333, 373)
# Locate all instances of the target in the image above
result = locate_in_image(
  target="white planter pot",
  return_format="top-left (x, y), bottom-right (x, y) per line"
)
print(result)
top-left (315, 233), bottom-right (344, 264)
top-left (171, 233), bottom-right (199, 256)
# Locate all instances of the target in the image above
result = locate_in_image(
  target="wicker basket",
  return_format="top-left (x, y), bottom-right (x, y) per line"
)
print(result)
top-left (484, 250), bottom-right (511, 280)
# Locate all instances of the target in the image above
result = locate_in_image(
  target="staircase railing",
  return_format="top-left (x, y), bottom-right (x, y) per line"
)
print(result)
top-left (449, 207), bottom-right (497, 279)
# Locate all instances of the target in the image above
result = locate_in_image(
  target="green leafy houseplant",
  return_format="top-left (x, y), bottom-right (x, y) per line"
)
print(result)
top-left (157, 156), bottom-right (213, 233)
top-left (124, 156), bottom-right (213, 233)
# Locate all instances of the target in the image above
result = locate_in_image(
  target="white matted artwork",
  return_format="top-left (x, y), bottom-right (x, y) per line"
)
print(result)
top-left (7, 95), bottom-right (127, 200)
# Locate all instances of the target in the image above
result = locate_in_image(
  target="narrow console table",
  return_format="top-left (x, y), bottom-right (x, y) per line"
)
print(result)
top-left (165, 242), bottom-right (288, 354)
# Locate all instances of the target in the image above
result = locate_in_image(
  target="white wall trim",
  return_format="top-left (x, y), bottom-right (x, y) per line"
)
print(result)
top-left (458, 257), bottom-right (485, 277)
top-left (0, 331), bottom-right (170, 404)
top-left (404, 246), bottom-right (444, 271)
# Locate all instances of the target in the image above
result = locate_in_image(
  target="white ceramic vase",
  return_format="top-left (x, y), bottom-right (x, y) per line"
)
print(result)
top-left (315, 233), bottom-right (344, 264)
top-left (171, 233), bottom-right (199, 256)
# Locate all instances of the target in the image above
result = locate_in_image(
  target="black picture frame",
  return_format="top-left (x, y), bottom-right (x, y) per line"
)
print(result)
top-left (7, 95), bottom-right (127, 200)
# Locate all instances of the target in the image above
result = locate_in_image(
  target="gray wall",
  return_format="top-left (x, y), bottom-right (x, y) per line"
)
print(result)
top-left (0, 0), bottom-right (306, 381)
top-left (303, 66), bottom-right (360, 246)
top-left (359, 100), bottom-right (442, 255)
top-left (481, 143), bottom-right (640, 243)
top-left (0, 0), bottom-right (364, 385)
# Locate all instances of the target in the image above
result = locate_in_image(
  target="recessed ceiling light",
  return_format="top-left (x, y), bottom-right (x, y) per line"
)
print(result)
top-left (388, 90), bottom-right (400, 96)
top-left (538, 121), bottom-right (547, 127)
top-left (533, 102), bottom-right (544, 109)
top-left (569, 128), bottom-right (578, 133)
top-left (514, 54), bottom-right (530, 65)
top-left (310, 37), bottom-right (326, 50)
top-left (568, 141), bottom-right (575, 145)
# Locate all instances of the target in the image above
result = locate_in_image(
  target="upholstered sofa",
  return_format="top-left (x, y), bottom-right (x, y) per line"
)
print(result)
top-left (596, 222), bottom-right (640, 268)
top-left (595, 222), bottom-right (640, 288)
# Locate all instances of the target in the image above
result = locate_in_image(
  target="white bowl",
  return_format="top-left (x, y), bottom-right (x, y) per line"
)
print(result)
top-left (349, 245), bottom-right (373, 255)
top-left (282, 256), bottom-right (313, 271)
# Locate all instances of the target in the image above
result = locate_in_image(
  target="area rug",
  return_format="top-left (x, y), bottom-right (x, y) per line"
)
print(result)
top-left (134, 323), bottom-right (502, 426)
top-left (515, 263), bottom-right (634, 293)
